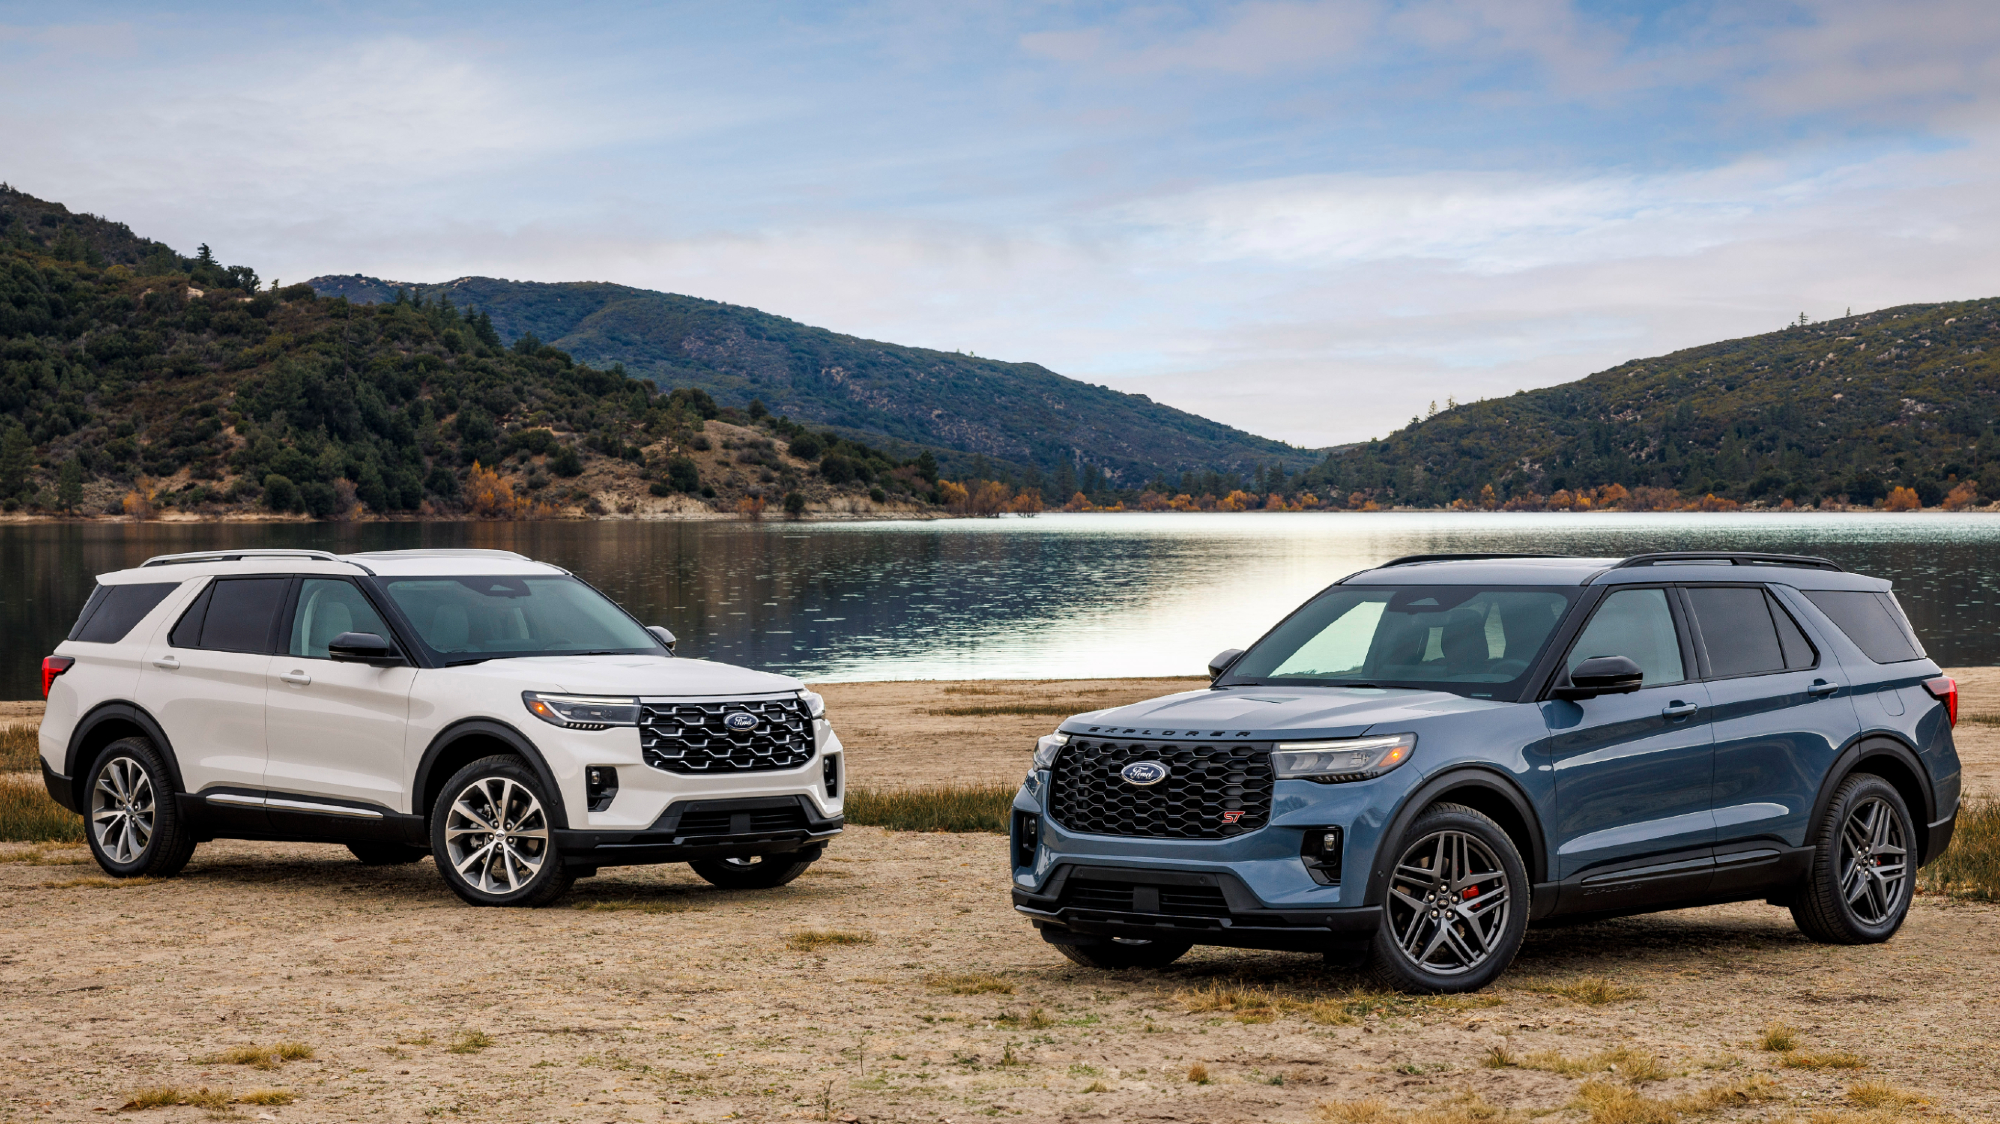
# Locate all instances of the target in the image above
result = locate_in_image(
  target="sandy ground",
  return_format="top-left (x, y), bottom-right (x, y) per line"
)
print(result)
top-left (0, 675), bottom-right (1995, 1123)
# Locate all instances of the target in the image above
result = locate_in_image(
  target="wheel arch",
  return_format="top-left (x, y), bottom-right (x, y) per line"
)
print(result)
top-left (1815, 734), bottom-right (1935, 863)
top-left (63, 702), bottom-right (185, 809)
top-left (414, 719), bottom-right (571, 831)
top-left (1363, 765), bottom-right (1547, 909)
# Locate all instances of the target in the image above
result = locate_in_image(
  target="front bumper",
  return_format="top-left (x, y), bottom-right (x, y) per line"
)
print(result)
top-left (1013, 863), bottom-right (1381, 953)
top-left (554, 794), bottom-right (842, 870)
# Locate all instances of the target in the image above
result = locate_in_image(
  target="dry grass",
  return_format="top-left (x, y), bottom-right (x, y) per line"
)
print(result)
top-left (1178, 982), bottom-right (1499, 1026)
top-left (1780, 1050), bottom-right (1866, 1071)
top-left (927, 972), bottom-right (1014, 995)
top-left (571, 898), bottom-right (698, 914)
top-left (447, 1031), bottom-right (494, 1054)
top-left (37, 875), bottom-right (158, 889)
top-left (1763, 1023), bottom-right (1801, 1052)
top-left (120, 1086), bottom-right (235, 1110)
top-left (0, 774), bottom-right (84, 843)
top-left (202, 1042), bottom-right (313, 1070)
top-left (923, 703), bottom-right (1091, 717)
top-left (785, 928), bottom-right (875, 952)
top-left (0, 723), bottom-right (37, 771)
top-left (841, 784), bottom-right (1013, 833)
top-left (1187, 1062), bottom-right (1212, 1084)
top-left (1519, 977), bottom-right (1648, 1005)
top-left (1316, 1092), bottom-right (1529, 1124)
top-left (0, 846), bottom-right (86, 864)
top-left (1492, 1044), bottom-right (1670, 1082)
top-left (1569, 1076), bottom-right (1777, 1124)
top-left (1848, 1081), bottom-right (1927, 1109)
top-left (236, 1088), bottom-right (297, 1105)
top-left (1920, 796), bottom-right (2000, 902)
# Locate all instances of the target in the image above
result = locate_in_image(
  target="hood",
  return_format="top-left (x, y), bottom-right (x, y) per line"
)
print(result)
top-left (439, 655), bottom-right (803, 697)
top-left (1059, 685), bottom-right (1505, 738)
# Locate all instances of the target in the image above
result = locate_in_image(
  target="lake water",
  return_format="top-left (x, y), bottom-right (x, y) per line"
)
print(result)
top-left (6, 512), bottom-right (2000, 699)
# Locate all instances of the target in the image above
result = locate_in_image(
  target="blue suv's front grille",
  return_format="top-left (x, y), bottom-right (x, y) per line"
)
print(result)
top-left (639, 698), bottom-right (814, 774)
top-left (1048, 739), bottom-right (1274, 839)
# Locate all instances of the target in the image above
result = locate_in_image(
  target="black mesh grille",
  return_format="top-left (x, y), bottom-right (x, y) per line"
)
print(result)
top-left (1063, 880), bottom-right (1232, 918)
top-left (675, 805), bottom-right (809, 837)
top-left (1048, 739), bottom-right (1273, 839)
top-left (640, 697), bottom-right (814, 774)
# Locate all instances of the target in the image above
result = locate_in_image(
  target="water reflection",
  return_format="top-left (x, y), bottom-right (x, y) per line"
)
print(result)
top-left (5, 512), bottom-right (1999, 699)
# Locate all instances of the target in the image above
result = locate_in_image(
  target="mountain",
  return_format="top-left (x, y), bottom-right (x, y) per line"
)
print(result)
top-left (306, 274), bottom-right (1315, 485)
top-left (1298, 301), bottom-right (2000, 508)
top-left (0, 188), bottom-right (956, 520)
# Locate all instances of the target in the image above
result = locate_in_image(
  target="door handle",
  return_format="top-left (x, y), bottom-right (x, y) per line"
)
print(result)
top-left (280, 670), bottom-right (312, 687)
top-left (1661, 701), bottom-right (1699, 719)
top-left (152, 655), bottom-right (179, 670)
top-left (1808, 680), bottom-right (1840, 697)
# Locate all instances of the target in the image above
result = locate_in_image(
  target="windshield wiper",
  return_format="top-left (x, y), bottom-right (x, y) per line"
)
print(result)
top-left (443, 657), bottom-right (491, 666)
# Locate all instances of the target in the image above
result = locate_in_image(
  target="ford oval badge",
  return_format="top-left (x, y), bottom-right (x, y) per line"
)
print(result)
top-left (724, 712), bottom-right (759, 732)
top-left (1120, 760), bottom-right (1169, 786)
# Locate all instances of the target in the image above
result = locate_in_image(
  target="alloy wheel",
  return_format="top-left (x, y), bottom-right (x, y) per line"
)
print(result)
top-left (1384, 828), bottom-right (1511, 976)
top-left (444, 776), bottom-right (550, 895)
top-left (90, 756), bottom-right (156, 864)
top-left (1838, 795), bottom-right (1909, 925)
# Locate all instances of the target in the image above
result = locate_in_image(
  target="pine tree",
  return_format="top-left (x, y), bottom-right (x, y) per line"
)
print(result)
top-left (58, 456), bottom-right (83, 513)
top-left (0, 423), bottom-right (31, 498)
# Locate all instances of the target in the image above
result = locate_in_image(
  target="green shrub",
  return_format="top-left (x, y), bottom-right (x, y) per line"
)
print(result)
top-left (0, 775), bottom-right (86, 843)
top-left (1921, 796), bottom-right (2000, 901)
top-left (843, 784), bottom-right (1014, 833)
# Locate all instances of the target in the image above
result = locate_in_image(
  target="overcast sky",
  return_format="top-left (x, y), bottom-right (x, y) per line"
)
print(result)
top-left (4, 1), bottom-right (1998, 447)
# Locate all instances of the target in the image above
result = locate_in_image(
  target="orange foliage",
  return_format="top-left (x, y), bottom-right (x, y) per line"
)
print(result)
top-left (121, 476), bottom-right (157, 520)
top-left (968, 480), bottom-right (1013, 515)
top-left (1694, 492), bottom-right (1741, 512)
top-left (1503, 491), bottom-right (1545, 511)
top-left (1169, 493), bottom-right (1201, 512)
top-left (1944, 480), bottom-right (1980, 511)
top-left (1884, 486), bottom-right (1921, 512)
top-left (1625, 486), bottom-right (1683, 512)
top-left (1136, 491), bottom-right (1171, 511)
top-left (1594, 483), bottom-right (1631, 509)
top-left (1348, 491), bottom-right (1370, 510)
top-left (1478, 484), bottom-right (1498, 510)
top-left (1004, 487), bottom-right (1044, 515)
top-left (1297, 492), bottom-right (1320, 508)
top-left (937, 480), bottom-right (971, 508)
top-left (735, 495), bottom-right (767, 520)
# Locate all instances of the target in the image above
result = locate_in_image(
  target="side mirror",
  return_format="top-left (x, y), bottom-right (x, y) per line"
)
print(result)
top-left (647, 625), bottom-right (677, 654)
top-left (1554, 655), bottom-right (1645, 700)
top-left (1207, 648), bottom-right (1245, 681)
top-left (328, 631), bottom-right (402, 666)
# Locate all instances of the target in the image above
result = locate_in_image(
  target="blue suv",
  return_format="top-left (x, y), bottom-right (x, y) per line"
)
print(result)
top-left (1009, 553), bottom-right (1962, 992)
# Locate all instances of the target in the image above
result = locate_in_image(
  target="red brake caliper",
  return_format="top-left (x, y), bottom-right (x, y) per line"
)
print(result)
top-left (1461, 886), bottom-right (1479, 900)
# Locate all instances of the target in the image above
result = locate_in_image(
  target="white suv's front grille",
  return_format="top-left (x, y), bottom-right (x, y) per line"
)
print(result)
top-left (639, 697), bottom-right (815, 774)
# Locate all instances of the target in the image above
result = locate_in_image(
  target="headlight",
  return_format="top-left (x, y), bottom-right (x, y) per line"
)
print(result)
top-left (1032, 732), bottom-right (1069, 771)
top-left (1271, 734), bottom-right (1416, 783)
top-left (799, 689), bottom-right (827, 719)
top-left (522, 691), bottom-right (641, 730)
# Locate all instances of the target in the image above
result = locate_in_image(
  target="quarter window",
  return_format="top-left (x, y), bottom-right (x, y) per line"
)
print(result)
top-left (1802, 590), bottom-right (1925, 664)
top-left (69, 582), bottom-right (180, 644)
top-left (1567, 588), bottom-right (1685, 686)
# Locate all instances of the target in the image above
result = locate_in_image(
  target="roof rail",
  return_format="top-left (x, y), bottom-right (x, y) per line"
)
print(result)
top-left (1613, 551), bottom-right (1842, 572)
top-left (345, 549), bottom-right (533, 560)
top-left (1378, 553), bottom-right (1563, 568)
top-left (141, 548), bottom-right (346, 568)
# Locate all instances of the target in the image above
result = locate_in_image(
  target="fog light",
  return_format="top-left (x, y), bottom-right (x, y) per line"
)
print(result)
top-left (1301, 826), bottom-right (1342, 885)
top-left (585, 766), bottom-right (619, 812)
top-left (1013, 812), bottom-right (1040, 869)
top-left (823, 754), bottom-right (841, 799)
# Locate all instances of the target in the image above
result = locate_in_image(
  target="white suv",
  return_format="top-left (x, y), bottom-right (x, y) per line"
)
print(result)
top-left (37, 548), bottom-right (845, 907)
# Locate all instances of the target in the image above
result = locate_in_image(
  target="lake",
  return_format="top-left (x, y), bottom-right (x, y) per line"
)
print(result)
top-left (6, 512), bottom-right (2000, 699)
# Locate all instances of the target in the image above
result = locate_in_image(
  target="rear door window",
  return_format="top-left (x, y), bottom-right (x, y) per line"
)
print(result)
top-left (169, 577), bottom-right (291, 654)
top-left (1802, 590), bottom-right (1925, 663)
top-left (69, 582), bottom-right (181, 644)
top-left (1686, 586), bottom-right (1788, 678)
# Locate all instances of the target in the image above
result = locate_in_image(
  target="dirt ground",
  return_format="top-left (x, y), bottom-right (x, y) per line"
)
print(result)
top-left (0, 675), bottom-right (1995, 1123)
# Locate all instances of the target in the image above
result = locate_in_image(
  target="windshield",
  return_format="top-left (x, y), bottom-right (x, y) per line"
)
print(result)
top-left (378, 575), bottom-right (659, 663)
top-left (1219, 585), bottom-right (1577, 697)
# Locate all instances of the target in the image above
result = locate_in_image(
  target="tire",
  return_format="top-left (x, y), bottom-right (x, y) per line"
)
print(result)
top-left (430, 755), bottom-right (574, 907)
top-left (83, 736), bottom-right (197, 879)
top-left (348, 842), bottom-right (429, 866)
top-left (688, 853), bottom-right (815, 890)
top-left (1049, 935), bottom-right (1193, 971)
top-left (1365, 802), bottom-right (1529, 994)
top-left (1791, 774), bottom-right (1915, 944)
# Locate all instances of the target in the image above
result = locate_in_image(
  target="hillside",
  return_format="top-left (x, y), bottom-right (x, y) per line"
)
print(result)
top-left (1297, 301), bottom-right (2000, 509)
top-left (0, 190), bottom-right (971, 521)
top-left (306, 274), bottom-right (1314, 485)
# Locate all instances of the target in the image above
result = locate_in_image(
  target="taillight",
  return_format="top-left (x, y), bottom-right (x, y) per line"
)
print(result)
top-left (1923, 676), bottom-right (1958, 727)
top-left (41, 656), bottom-right (74, 698)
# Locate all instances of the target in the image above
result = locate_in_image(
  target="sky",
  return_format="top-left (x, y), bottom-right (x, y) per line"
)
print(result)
top-left (3, 1), bottom-right (1998, 448)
